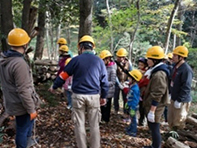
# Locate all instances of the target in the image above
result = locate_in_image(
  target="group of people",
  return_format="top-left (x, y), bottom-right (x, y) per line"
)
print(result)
top-left (0, 28), bottom-right (193, 148)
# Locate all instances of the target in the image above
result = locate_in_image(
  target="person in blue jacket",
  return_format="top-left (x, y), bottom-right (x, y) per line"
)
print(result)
top-left (49, 35), bottom-right (109, 148)
top-left (124, 69), bottom-right (142, 137)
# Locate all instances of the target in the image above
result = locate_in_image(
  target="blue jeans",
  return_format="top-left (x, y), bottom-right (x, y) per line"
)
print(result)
top-left (15, 114), bottom-right (34, 148)
top-left (126, 114), bottom-right (137, 136)
top-left (65, 90), bottom-right (72, 107)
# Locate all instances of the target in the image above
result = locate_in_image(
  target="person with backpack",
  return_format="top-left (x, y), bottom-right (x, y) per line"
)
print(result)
top-left (168, 46), bottom-right (193, 138)
top-left (0, 28), bottom-right (40, 148)
top-left (49, 35), bottom-right (109, 148)
top-left (143, 46), bottom-right (169, 148)
top-left (124, 69), bottom-right (142, 137)
top-left (114, 48), bottom-right (132, 114)
top-left (99, 50), bottom-right (116, 123)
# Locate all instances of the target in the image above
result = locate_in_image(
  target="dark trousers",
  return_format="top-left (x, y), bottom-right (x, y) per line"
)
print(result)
top-left (148, 121), bottom-right (161, 148)
top-left (15, 114), bottom-right (34, 148)
top-left (101, 98), bottom-right (112, 122)
top-left (163, 106), bottom-right (168, 122)
top-left (114, 83), bottom-right (127, 113)
top-left (139, 101), bottom-right (145, 125)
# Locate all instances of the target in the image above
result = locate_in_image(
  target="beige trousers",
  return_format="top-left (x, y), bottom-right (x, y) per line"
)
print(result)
top-left (71, 93), bottom-right (101, 148)
top-left (168, 100), bottom-right (191, 129)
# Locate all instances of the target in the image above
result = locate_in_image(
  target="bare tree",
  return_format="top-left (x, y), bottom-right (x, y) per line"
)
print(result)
top-left (164, 0), bottom-right (180, 54)
top-left (106, 0), bottom-right (114, 53)
top-left (0, 0), bottom-right (13, 51)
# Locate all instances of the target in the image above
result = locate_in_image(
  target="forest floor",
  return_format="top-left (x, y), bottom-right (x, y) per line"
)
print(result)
top-left (0, 82), bottom-right (197, 148)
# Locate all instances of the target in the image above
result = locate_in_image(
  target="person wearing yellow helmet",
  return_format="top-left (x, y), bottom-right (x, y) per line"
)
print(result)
top-left (57, 37), bottom-right (67, 47)
top-left (49, 35), bottom-right (109, 148)
top-left (167, 52), bottom-right (173, 64)
top-left (124, 69), bottom-right (142, 137)
top-left (142, 46), bottom-right (170, 148)
top-left (57, 45), bottom-right (71, 76)
top-left (0, 28), bottom-right (41, 148)
top-left (168, 46), bottom-right (193, 138)
top-left (114, 48), bottom-right (132, 114)
top-left (99, 50), bottom-right (116, 123)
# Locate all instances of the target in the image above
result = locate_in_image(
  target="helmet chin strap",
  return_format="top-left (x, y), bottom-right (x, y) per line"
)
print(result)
top-left (23, 45), bottom-right (28, 54)
top-left (175, 56), bottom-right (183, 67)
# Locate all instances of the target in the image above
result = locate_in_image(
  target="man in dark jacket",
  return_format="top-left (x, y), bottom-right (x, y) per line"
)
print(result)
top-left (168, 46), bottom-right (193, 137)
top-left (0, 28), bottom-right (40, 148)
top-left (49, 35), bottom-right (109, 148)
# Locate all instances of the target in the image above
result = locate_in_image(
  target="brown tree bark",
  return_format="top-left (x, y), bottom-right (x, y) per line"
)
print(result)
top-left (34, 1), bottom-right (46, 60)
top-left (0, 0), bottom-right (13, 51)
top-left (22, 0), bottom-right (33, 34)
top-left (78, 0), bottom-right (93, 39)
top-left (164, 0), bottom-right (180, 54)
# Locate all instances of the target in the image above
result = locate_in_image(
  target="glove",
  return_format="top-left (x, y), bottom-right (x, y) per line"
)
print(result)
top-left (30, 111), bottom-right (37, 120)
top-left (174, 100), bottom-right (181, 109)
top-left (129, 109), bottom-right (135, 117)
top-left (147, 111), bottom-right (155, 123)
top-left (169, 131), bottom-right (179, 139)
top-left (118, 84), bottom-right (124, 90)
top-left (123, 81), bottom-right (129, 88)
top-left (125, 103), bottom-right (129, 110)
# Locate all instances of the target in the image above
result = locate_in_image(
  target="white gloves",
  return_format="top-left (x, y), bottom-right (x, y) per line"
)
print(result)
top-left (147, 111), bottom-right (155, 123)
top-left (118, 83), bottom-right (124, 90)
top-left (174, 100), bottom-right (181, 109)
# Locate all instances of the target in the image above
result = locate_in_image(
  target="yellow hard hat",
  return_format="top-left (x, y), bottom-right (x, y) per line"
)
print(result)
top-left (7, 28), bottom-right (30, 46)
top-left (128, 69), bottom-right (142, 82)
top-left (65, 58), bottom-right (71, 65)
top-left (78, 35), bottom-right (95, 48)
top-left (59, 45), bottom-right (69, 52)
top-left (146, 46), bottom-right (164, 59)
top-left (99, 50), bottom-right (112, 59)
top-left (57, 38), bottom-right (67, 45)
top-left (164, 54), bottom-right (168, 60)
top-left (116, 48), bottom-right (128, 57)
top-left (167, 53), bottom-right (173, 59)
top-left (173, 46), bottom-right (188, 57)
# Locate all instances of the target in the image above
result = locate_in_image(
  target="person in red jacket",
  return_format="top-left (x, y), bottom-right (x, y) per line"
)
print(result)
top-left (138, 57), bottom-right (149, 126)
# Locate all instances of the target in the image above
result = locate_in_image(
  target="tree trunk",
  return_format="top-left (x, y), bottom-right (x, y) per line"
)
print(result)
top-left (173, 34), bottom-right (176, 50)
top-left (29, 6), bottom-right (38, 39)
top-left (34, 1), bottom-right (46, 60)
top-left (164, 0), bottom-right (180, 54)
top-left (192, 113), bottom-right (197, 119)
top-left (176, 3), bottom-right (184, 46)
top-left (78, 0), bottom-right (93, 39)
top-left (165, 137), bottom-right (190, 148)
top-left (129, 0), bottom-right (140, 60)
top-left (22, 0), bottom-right (32, 34)
top-left (106, 0), bottom-right (114, 53)
top-left (186, 116), bottom-right (197, 127)
top-left (0, 0), bottom-right (13, 51)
